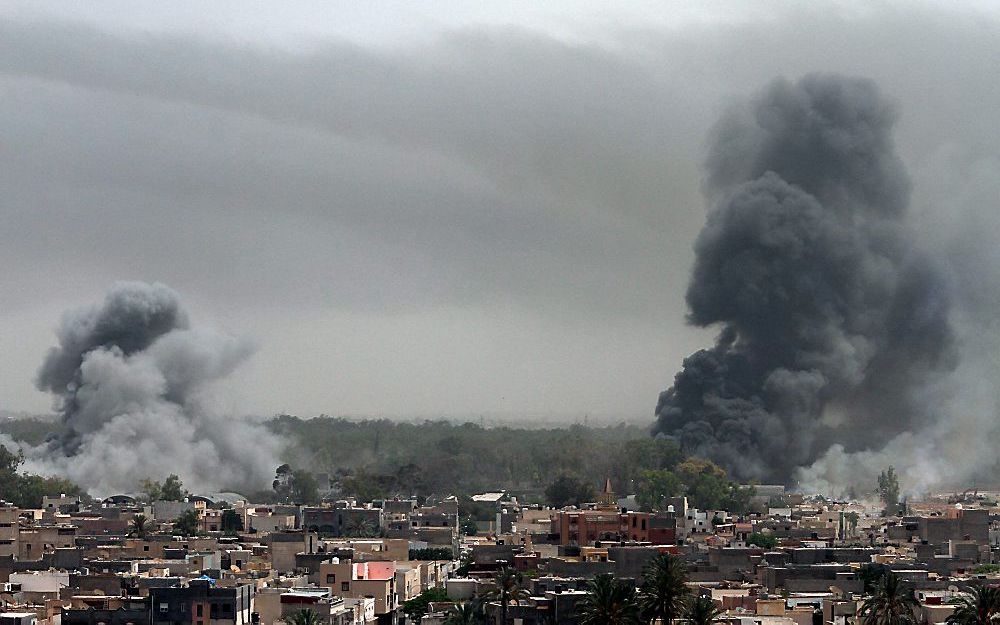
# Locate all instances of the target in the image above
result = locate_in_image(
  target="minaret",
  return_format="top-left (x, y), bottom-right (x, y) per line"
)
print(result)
top-left (598, 478), bottom-right (616, 508)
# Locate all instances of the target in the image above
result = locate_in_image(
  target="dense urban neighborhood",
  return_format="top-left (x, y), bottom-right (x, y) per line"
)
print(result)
top-left (2, 456), bottom-right (1000, 625)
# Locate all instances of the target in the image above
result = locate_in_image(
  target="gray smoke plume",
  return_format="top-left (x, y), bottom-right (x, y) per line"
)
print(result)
top-left (22, 281), bottom-right (281, 496)
top-left (654, 74), bottom-right (955, 484)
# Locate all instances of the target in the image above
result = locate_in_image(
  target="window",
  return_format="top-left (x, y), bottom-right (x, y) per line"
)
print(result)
top-left (143, 546), bottom-right (150, 552)
top-left (341, 582), bottom-right (350, 592)
top-left (326, 574), bottom-right (335, 583)
top-left (196, 605), bottom-right (203, 617)
top-left (641, 519), bottom-right (647, 530)
top-left (159, 603), bottom-right (169, 613)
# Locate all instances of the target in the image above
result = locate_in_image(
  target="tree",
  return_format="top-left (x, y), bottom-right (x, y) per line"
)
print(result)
top-left (161, 474), bottom-right (186, 501)
top-left (945, 585), bottom-right (1000, 625)
top-left (639, 553), bottom-right (690, 625)
top-left (0, 445), bottom-right (83, 508)
top-left (577, 573), bottom-right (640, 625)
top-left (402, 587), bottom-right (450, 623)
top-left (290, 469), bottom-right (320, 504)
top-left (130, 514), bottom-right (148, 539)
top-left (344, 516), bottom-right (379, 538)
top-left (173, 509), bottom-right (200, 537)
top-left (221, 509), bottom-right (243, 535)
top-left (747, 532), bottom-right (777, 549)
top-left (635, 469), bottom-right (683, 512)
top-left (444, 603), bottom-right (481, 625)
top-left (686, 596), bottom-right (721, 625)
top-left (545, 475), bottom-right (594, 508)
top-left (861, 572), bottom-right (918, 625)
top-left (877, 467), bottom-right (901, 516)
top-left (410, 547), bottom-right (454, 561)
top-left (676, 459), bottom-right (730, 510)
top-left (139, 478), bottom-right (162, 502)
top-left (858, 563), bottom-right (891, 594)
top-left (484, 567), bottom-right (528, 625)
top-left (460, 516), bottom-right (479, 536)
top-left (286, 609), bottom-right (319, 625)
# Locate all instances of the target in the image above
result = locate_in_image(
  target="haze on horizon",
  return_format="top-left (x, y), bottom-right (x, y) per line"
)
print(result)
top-left (1, 0), bottom-right (999, 433)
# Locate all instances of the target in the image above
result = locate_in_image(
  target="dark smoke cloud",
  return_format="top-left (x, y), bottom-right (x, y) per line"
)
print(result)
top-left (654, 74), bottom-right (955, 483)
top-left (21, 282), bottom-right (281, 496)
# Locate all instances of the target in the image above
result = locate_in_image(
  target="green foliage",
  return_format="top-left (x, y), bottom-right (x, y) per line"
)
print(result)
top-left (0, 417), bottom-right (56, 446)
top-left (402, 587), bottom-right (450, 622)
top-left (444, 603), bottom-right (482, 625)
top-left (161, 474), bottom-right (186, 501)
top-left (545, 475), bottom-right (595, 508)
top-left (636, 469), bottom-right (682, 511)
top-left (639, 553), bottom-right (690, 625)
top-left (131, 514), bottom-right (148, 539)
top-left (685, 596), bottom-right (722, 625)
top-left (861, 572), bottom-right (917, 625)
top-left (578, 573), bottom-right (641, 625)
top-left (287, 609), bottom-right (319, 625)
top-left (269, 415), bottom-right (658, 498)
top-left (410, 547), bottom-right (454, 560)
top-left (945, 585), bottom-right (1000, 625)
top-left (859, 563), bottom-right (891, 594)
top-left (747, 532), bottom-right (777, 549)
top-left (221, 509), bottom-right (243, 535)
top-left (172, 509), bottom-right (200, 536)
top-left (459, 516), bottom-right (479, 536)
top-left (973, 564), bottom-right (1000, 574)
top-left (141, 474), bottom-right (186, 502)
top-left (878, 467), bottom-right (901, 516)
top-left (484, 568), bottom-right (529, 625)
top-left (0, 445), bottom-right (84, 508)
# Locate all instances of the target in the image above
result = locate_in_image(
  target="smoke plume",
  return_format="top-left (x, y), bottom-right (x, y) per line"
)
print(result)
top-left (654, 74), bottom-right (956, 485)
top-left (21, 281), bottom-right (281, 496)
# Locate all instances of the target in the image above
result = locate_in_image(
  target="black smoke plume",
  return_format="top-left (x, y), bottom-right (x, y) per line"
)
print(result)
top-left (654, 75), bottom-right (955, 483)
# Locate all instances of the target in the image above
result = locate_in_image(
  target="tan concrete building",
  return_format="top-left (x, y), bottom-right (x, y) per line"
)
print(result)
top-left (0, 503), bottom-right (18, 558)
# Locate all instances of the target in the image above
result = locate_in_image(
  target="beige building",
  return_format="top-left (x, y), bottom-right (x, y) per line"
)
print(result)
top-left (319, 559), bottom-right (397, 617)
top-left (0, 503), bottom-right (18, 558)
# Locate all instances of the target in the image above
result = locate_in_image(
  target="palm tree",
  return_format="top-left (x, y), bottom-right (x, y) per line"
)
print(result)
top-left (287, 609), bottom-right (319, 625)
top-left (445, 603), bottom-right (481, 625)
top-left (861, 572), bottom-right (918, 625)
top-left (484, 567), bottom-right (529, 625)
top-left (639, 553), bottom-right (691, 625)
top-left (130, 514), bottom-right (148, 539)
top-left (577, 573), bottom-right (640, 625)
top-left (946, 585), bottom-right (1000, 625)
top-left (685, 596), bottom-right (721, 625)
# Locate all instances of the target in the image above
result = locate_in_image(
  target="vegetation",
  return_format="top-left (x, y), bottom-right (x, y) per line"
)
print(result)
top-left (638, 553), bottom-right (690, 625)
top-left (973, 564), bottom-right (1000, 575)
top-left (861, 572), bottom-right (918, 625)
top-left (483, 568), bottom-right (528, 625)
top-left (877, 467), bottom-right (902, 516)
top-left (945, 585), bottom-right (1000, 625)
top-left (747, 532), bottom-right (778, 549)
top-left (268, 416), bottom-right (712, 500)
top-left (402, 587), bottom-right (450, 623)
top-left (286, 609), bottom-right (319, 625)
top-left (545, 475), bottom-right (595, 508)
top-left (172, 509), bottom-right (200, 536)
top-left (141, 474), bottom-right (186, 502)
top-left (221, 509), bottom-right (243, 535)
top-left (410, 547), bottom-right (454, 560)
top-left (444, 602), bottom-right (481, 625)
top-left (459, 516), bottom-right (479, 536)
top-left (272, 464), bottom-right (320, 504)
top-left (859, 563), bottom-right (891, 594)
top-left (578, 573), bottom-right (641, 625)
top-left (685, 596), bottom-right (722, 625)
top-left (130, 514), bottom-right (149, 539)
top-left (0, 445), bottom-right (83, 508)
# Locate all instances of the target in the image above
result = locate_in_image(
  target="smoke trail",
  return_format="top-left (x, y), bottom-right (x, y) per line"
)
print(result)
top-left (654, 74), bottom-right (955, 485)
top-left (21, 281), bottom-right (282, 496)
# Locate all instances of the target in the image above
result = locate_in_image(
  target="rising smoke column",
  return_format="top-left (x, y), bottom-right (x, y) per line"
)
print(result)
top-left (654, 75), bottom-right (955, 484)
top-left (25, 281), bottom-right (281, 496)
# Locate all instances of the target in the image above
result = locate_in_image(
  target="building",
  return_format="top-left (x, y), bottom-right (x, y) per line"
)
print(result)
top-left (0, 503), bottom-right (18, 558)
top-left (149, 580), bottom-right (255, 625)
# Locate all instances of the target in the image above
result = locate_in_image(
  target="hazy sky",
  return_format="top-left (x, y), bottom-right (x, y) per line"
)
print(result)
top-left (1, 1), bottom-right (998, 422)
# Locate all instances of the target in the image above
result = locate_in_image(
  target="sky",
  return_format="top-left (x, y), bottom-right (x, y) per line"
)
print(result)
top-left (1, 1), bottom-right (998, 424)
